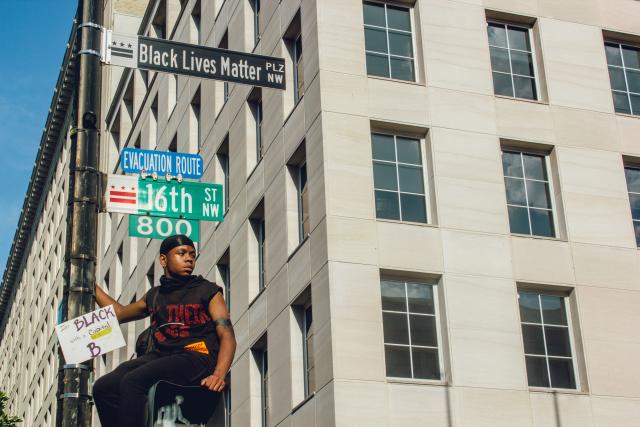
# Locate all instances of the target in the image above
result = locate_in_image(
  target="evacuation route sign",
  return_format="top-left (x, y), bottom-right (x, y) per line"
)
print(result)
top-left (55, 305), bottom-right (126, 364)
top-left (106, 31), bottom-right (286, 90)
top-left (138, 178), bottom-right (224, 221)
top-left (121, 148), bottom-right (204, 179)
top-left (129, 215), bottom-right (200, 241)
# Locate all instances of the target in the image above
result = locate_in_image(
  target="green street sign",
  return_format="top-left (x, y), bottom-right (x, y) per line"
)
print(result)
top-left (138, 178), bottom-right (224, 221)
top-left (128, 215), bottom-right (200, 241)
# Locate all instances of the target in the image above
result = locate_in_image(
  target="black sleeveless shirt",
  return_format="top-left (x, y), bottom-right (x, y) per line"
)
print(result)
top-left (145, 275), bottom-right (222, 360)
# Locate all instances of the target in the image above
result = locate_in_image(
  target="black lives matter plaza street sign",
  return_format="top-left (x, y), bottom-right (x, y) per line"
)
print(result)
top-left (104, 31), bottom-right (285, 89)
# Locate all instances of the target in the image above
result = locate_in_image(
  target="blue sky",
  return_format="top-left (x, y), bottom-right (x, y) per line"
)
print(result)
top-left (0, 1), bottom-right (77, 277)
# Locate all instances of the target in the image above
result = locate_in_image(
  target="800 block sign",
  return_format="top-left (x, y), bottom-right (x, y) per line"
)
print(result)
top-left (129, 215), bottom-right (199, 242)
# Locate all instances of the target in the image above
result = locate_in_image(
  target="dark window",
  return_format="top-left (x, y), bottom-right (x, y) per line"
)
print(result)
top-left (487, 22), bottom-right (538, 100)
top-left (518, 291), bottom-right (577, 389)
top-left (372, 133), bottom-right (427, 223)
top-left (502, 150), bottom-right (555, 237)
top-left (364, 1), bottom-right (415, 81)
top-left (381, 279), bottom-right (440, 380)
top-left (605, 41), bottom-right (640, 115)
top-left (625, 165), bottom-right (640, 245)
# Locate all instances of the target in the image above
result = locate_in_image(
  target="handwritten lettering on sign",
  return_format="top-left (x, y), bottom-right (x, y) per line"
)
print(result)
top-left (55, 305), bottom-right (126, 364)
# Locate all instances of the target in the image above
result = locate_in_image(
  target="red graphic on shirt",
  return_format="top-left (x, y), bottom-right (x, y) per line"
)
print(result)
top-left (153, 303), bottom-right (210, 342)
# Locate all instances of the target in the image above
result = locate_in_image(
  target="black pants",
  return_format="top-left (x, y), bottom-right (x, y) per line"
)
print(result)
top-left (93, 351), bottom-right (215, 427)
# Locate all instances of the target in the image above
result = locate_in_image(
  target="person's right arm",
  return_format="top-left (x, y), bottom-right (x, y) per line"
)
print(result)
top-left (95, 285), bottom-right (148, 324)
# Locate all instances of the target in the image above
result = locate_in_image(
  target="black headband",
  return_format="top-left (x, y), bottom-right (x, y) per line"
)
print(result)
top-left (160, 234), bottom-right (195, 255)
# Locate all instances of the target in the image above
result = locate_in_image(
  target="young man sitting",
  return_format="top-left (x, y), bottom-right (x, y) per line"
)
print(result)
top-left (93, 234), bottom-right (236, 427)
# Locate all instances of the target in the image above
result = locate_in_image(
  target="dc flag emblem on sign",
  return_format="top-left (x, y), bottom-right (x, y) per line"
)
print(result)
top-left (106, 175), bottom-right (139, 214)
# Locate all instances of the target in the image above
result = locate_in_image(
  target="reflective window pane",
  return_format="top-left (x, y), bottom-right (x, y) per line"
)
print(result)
top-left (544, 326), bottom-right (572, 357)
top-left (398, 165), bottom-right (424, 194)
top-left (631, 93), bottom-right (640, 116)
top-left (541, 295), bottom-right (567, 325)
top-left (396, 137), bottom-right (421, 164)
top-left (634, 221), bottom-right (640, 246)
top-left (388, 31), bottom-right (413, 57)
top-left (519, 292), bottom-right (541, 323)
top-left (613, 91), bottom-right (631, 114)
top-left (507, 26), bottom-right (531, 51)
top-left (385, 345), bottom-right (411, 378)
top-left (526, 180), bottom-right (552, 209)
top-left (505, 177), bottom-right (527, 205)
top-left (625, 167), bottom-right (640, 193)
top-left (373, 162), bottom-right (398, 191)
top-left (511, 51), bottom-right (535, 77)
top-left (522, 324), bottom-right (545, 355)
top-left (508, 205), bottom-right (531, 235)
top-left (522, 325), bottom-right (545, 355)
top-left (490, 47), bottom-right (511, 73)
top-left (381, 280), bottom-right (406, 312)
top-left (530, 208), bottom-right (555, 237)
top-left (410, 315), bottom-right (437, 347)
top-left (502, 151), bottom-right (523, 177)
top-left (487, 23), bottom-right (508, 48)
top-left (629, 194), bottom-right (640, 219)
top-left (390, 57), bottom-right (415, 81)
top-left (375, 190), bottom-right (400, 220)
top-left (400, 193), bottom-right (427, 223)
top-left (372, 133), bottom-right (396, 161)
top-left (386, 5), bottom-right (411, 31)
top-left (622, 44), bottom-right (640, 69)
top-left (407, 283), bottom-right (434, 314)
top-left (608, 66), bottom-right (628, 91)
top-left (627, 69), bottom-right (640, 93)
top-left (513, 75), bottom-right (537, 100)
top-left (493, 72), bottom-right (514, 97)
top-left (549, 358), bottom-right (576, 389)
top-left (412, 347), bottom-right (440, 380)
top-left (523, 154), bottom-right (547, 180)
top-left (366, 53), bottom-right (390, 78)
top-left (605, 43), bottom-right (622, 66)
top-left (365, 28), bottom-right (388, 53)
top-left (382, 312), bottom-right (409, 344)
top-left (363, 1), bottom-right (386, 27)
top-left (526, 356), bottom-right (550, 388)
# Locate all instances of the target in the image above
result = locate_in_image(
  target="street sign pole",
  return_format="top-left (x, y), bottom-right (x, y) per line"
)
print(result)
top-left (57, 0), bottom-right (102, 426)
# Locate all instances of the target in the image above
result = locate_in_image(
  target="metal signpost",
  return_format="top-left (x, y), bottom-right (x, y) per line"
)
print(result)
top-left (104, 31), bottom-right (286, 89)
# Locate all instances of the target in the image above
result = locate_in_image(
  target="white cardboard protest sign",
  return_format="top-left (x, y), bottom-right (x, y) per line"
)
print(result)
top-left (55, 305), bottom-right (126, 364)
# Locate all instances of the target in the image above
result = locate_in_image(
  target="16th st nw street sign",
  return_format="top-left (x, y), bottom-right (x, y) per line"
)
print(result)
top-left (121, 148), bottom-right (203, 179)
top-left (105, 31), bottom-right (285, 89)
top-left (106, 175), bottom-right (224, 221)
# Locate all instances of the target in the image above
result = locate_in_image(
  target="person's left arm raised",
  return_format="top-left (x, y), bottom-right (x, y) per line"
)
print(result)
top-left (201, 292), bottom-right (236, 392)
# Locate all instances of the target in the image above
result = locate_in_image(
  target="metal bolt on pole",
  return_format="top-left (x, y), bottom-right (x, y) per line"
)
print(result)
top-left (56, 0), bottom-right (103, 426)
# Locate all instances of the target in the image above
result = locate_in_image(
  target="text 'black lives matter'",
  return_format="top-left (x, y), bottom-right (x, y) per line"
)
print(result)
top-left (137, 36), bottom-right (286, 89)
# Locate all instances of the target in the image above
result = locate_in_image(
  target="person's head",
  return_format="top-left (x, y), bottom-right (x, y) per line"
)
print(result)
top-left (159, 234), bottom-right (196, 278)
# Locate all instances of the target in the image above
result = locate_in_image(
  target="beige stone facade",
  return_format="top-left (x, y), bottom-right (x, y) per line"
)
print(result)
top-left (98, 0), bottom-right (640, 426)
top-left (2, 0), bottom-right (640, 426)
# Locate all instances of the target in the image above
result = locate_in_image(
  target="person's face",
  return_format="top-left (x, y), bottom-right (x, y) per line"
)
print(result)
top-left (160, 245), bottom-right (196, 277)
